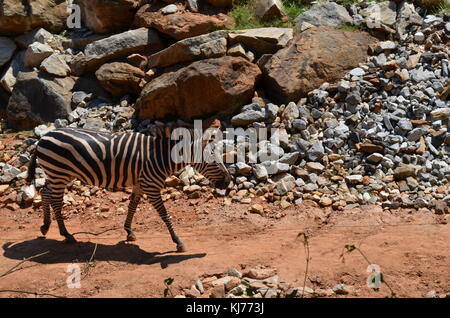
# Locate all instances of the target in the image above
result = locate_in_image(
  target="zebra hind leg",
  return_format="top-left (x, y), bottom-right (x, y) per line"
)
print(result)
top-left (50, 189), bottom-right (76, 243)
top-left (147, 189), bottom-right (186, 252)
top-left (124, 188), bottom-right (142, 242)
top-left (39, 183), bottom-right (52, 236)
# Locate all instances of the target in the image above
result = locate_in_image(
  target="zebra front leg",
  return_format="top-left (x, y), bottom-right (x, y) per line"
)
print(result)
top-left (39, 183), bottom-right (52, 236)
top-left (147, 188), bottom-right (186, 252)
top-left (50, 192), bottom-right (76, 243)
top-left (124, 188), bottom-right (142, 242)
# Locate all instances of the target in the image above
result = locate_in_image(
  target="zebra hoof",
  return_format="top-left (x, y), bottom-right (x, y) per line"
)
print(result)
top-left (126, 233), bottom-right (136, 242)
top-left (64, 235), bottom-right (77, 244)
top-left (40, 225), bottom-right (49, 236)
top-left (176, 244), bottom-right (186, 253)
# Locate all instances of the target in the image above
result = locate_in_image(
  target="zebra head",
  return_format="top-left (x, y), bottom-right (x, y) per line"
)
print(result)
top-left (194, 161), bottom-right (231, 190)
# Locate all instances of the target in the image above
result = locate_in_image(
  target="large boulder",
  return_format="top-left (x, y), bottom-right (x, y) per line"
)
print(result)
top-left (147, 31), bottom-right (228, 68)
top-left (7, 71), bottom-right (75, 130)
top-left (0, 0), bottom-right (69, 36)
top-left (295, 2), bottom-right (353, 29)
top-left (135, 56), bottom-right (261, 120)
top-left (228, 27), bottom-right (293, 56)
top-left (95, 62), bottom-right (145, 97)
top-left (0, 37), bottom-right (16, 68)
top-left (70, 28), bottom-right (162, 75)
top-left (77, 0), bottom-right (144, 34)
top-left (262, 27), bottom-right (376, 104)
top-left (134, 4), bottom-right (234, 40)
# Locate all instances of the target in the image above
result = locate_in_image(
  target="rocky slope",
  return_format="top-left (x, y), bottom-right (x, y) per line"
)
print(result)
top-left (0, 0), bottom-right (449, 215)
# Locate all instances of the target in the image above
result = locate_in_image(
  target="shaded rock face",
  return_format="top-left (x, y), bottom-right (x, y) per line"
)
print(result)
top-left (135, 56), bottom-right (261, 120)
top-left (7, 71), bottom-right (74, 130)
top-left (95, 62), bottom-right (145, 97)
top-left (0, 37), bottom-right (16, 68)
top-left (0, 0), bottom-right (69, 36)
top-left (70, 28), bottom-right (162, 75)
top-left (205, 0), bottom-right (232, 7)
top-left (0, 86), bottom-right (9, 118)
top-left (147, 31), bottom-right (228, 68)
top-left (262, 28), bottom-right (376, 104)
top-left (78, 0), bottom-right (144, 34)
top-left (134, 4), bottom-right (234, 40)
top-left (1, 50), bottom-right (29, 94)
top-left (255, 0), bottom-right (284, 21)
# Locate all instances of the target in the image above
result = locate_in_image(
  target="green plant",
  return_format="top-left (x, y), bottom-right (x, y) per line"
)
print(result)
top-left (296, 232), bottom-right (310, 298)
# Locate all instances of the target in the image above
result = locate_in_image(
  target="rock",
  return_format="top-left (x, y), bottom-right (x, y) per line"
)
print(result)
top-left (227, 43), bottom-right (247, 58)
top-left (319, 196), bottom-right (332, 207)
top-left (262, 27), bottom-right (376, 103)
top-left (253, 164), bottom-right (269, 180)
top-left (147, 31), bottom-right (227, 68)
top-left (40, 54), bottom-right (71, 77)
top-left (367, 153), bottom-right (384, 164)
top-left (255, 0), bottom-right (285, 21)
top-left (71, 28), bottom-right (162, 75)
top-left (394, 165), bottom-right (417, 180)
top-left (414, 32), bottom-right (425, 43)
top-left (134, 4), bottom-right (233, 41)
top-left (127, 54), bottom-right (148, 70)
top-left (18, 184), bottom-right (36, 204)
top-left (228, 27), bottom-right (293, 56)
top-left (396, 1), bottom-right (422, 36)
top-left (0, 37), bottom-right (16, 68)
top-left (210, 284), bottom-right (226, 298)
top-left (425, 290), bottom-right (437, 298)
top-left (295, 2), bottom-right (353, 29)
top-left (358, 143), bottom-right (384, 154)
top-left (95, 62), bottom-right (145, 97)
top-left (360, 1), bottom-right (397, 29)
top-left (184, 287), bottom-right (201, 298)
top-left (0, 50), bottom-right (28, 93)
top-left (77, 0), bottom-right (143, 34)
top-left (162, 4), bottom-right (178, 15)
top-left (305, 162), bottom-right (324, 172)
top-left (186, 0), bottom-right (199, 12)
top-left (195, 280), bottom-right (204, 294)
top-left (0, 164), bottom-right (21, 183)
top-left (24, 42), bottom-right (53, 68)
top-left (245, 267), bottom-right (277, 280)
top-left (273, 173), bottom-right (295, 196)
top-left (434, 201), bottom-right (448, 215)
top-left (431, 108), bottom-right (450, 121)
top-left (250, 204), bottom-right (264, 215)
top-left (228, 268), bottom-right (243, 278)
top-left (345, 175), bottom-right (364, 184)
top-left (0, 0), bottom-right (69, 36)
top-left (332, 283), bottom-right (355, 295)
top-left (14, 28), bottom-right (56, 49)
top-left (231, 109), bottom-right (265, 127)
top-left (7, 71), bottom-right (74, 130)
top-left (135, 56), bottom-right (261, 120)
top-left (307, 141), bottom-right (325, 161)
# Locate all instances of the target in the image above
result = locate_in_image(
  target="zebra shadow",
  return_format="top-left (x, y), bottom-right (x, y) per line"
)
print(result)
top-left (2, 238), bottom-right (206, 269)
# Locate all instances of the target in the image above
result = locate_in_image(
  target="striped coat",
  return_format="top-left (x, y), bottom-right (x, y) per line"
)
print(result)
top-left (28, 128), bottom-right (230, 252)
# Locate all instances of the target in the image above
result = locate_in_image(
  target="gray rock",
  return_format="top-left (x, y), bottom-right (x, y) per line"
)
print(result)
top-left (7, 71), bottom-right (75, 130)
top-left (306, 142), bottom-right (325, 161)
top-left (148, 31), bottom-right (227, 68)
top-left (228, 27), bottom-right (293, 55)
top-left (253, 164), bottom-right (269, 180)
top-left (40, 53), bottom-right (71, 77)
top-left (0, 164), bottom-right (21, 183)
top-left (1, 50), bottom-right (28, 93)
top-left (232, 109), bottom-right (265, 127)
top-left (24, 42), bottom-right (53, 67)
top-left (360, 1), bottom-right (397, 28)
top-left (295, 2), bottom-right (353, 29)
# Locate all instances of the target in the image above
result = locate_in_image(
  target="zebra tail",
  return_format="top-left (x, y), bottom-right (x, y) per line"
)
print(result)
top-left (26, 150), bottom-right (37, 184)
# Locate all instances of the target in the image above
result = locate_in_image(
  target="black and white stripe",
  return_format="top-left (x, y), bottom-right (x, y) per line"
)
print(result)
top-left (27, 128), bottom-right (230, 252)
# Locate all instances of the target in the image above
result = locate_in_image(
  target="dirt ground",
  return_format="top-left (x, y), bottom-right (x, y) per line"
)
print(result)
top-left (0, 190), bottom-right (449, 298)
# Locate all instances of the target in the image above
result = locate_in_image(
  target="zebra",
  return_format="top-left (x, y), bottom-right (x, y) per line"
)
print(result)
top-left (27, 127), bottom-right (231, 252)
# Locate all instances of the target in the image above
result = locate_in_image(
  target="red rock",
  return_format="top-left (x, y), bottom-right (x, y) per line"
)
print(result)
top-left (134, 4), bottom-right (234, 40)
top-left (135, 56), bottom-right (261, 120)
top-left (262, 27), bottom-right (376, 103)
top-left (95, 62), bottom-right (145, 97)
